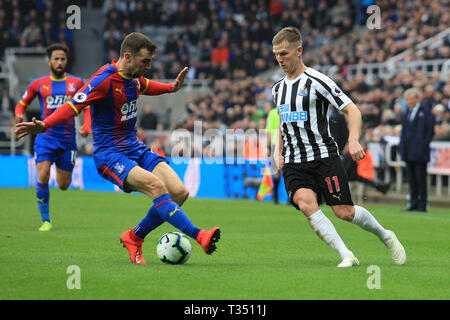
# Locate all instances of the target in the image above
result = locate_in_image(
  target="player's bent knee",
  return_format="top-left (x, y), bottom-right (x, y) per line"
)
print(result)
top-left (57, 176), bottom-right (72, 191)
top-left (177, 188), bottom-right (189, 206)
top-left (298, 201), bottom-right (316, 216)
top-left (169, 186), bottom-right (189, 206)
top-left (126, 167), bottom-right (169, 197)
top-left (293, 191), bottom-right (319, 216)
top-left (147, 178), bottom-right (167, 195)
top-left (59, 183), bottom-right (70, 191)
top-left (37, 173), bottom-right (50, 184)
top-left (332, 205), bottom-right (354, 221)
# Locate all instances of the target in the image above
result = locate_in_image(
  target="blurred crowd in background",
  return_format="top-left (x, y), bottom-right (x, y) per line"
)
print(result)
top-left (136, 70), bottom-right (449, 159)
top-left (101, 0), bottom-right (449, 80)
top-left (0, 0), bottom-right (76, 67)
top-left (0, 0), bottom-right (449, 157)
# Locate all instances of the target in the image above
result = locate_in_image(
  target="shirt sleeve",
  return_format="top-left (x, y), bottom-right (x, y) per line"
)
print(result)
top-left (312, 76), bottom-right (353, 111)
top-left (15, 80), bottom-right (38, 115)
top-left (76, 78), bottom-right (91, 111)
top-left (138, 76), bottom-right (174, 95)
top-left (67, 75), bottom-right (109, 115)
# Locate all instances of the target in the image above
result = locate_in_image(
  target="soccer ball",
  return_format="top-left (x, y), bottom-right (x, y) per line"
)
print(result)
top-left (157, 232), bottom-right (192, 264)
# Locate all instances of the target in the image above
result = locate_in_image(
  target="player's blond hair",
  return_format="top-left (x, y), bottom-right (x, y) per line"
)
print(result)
top-left (272, 27), bottom-right (302, 48)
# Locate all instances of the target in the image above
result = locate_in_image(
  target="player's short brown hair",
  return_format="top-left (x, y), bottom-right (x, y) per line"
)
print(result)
top-left (120, 32), bottom-right (157, 57)
top-left (46, 43), bottom-right (69, 59)
top-left (272, 27), bottom-right (302, 47)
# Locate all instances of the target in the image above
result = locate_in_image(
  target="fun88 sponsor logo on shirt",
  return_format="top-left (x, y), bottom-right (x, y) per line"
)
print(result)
top-left (46, 95), bottom-right (72, 109)
top-left (277, 104), bottom-right (307, 123)
top-left (120, 100), bottom-right (137, 121)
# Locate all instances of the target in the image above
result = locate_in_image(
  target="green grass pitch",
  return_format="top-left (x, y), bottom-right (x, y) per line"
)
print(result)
top-left (0, 188), bottom-right (449, 300)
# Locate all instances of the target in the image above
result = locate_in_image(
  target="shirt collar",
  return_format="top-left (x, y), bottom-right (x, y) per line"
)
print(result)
top-left (111, 60), bottom-right (132, 79)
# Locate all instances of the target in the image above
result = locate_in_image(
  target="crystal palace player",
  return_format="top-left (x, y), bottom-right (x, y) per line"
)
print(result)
top-left (271, 27), bottom-right (406, 267)
top-left (15, 43), bottom-right (91, 232)
top-left (16, 32), bottom-right (220, 264)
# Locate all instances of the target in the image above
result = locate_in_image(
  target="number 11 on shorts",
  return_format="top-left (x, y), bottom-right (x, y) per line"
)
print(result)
top-left (325, 176), bottom-right (340, 193)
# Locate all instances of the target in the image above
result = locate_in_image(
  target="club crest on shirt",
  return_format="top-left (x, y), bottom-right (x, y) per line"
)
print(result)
top-left (68, 82), bottom-right (76, 92)
top-left (298, 87), bottom-right (308, 97)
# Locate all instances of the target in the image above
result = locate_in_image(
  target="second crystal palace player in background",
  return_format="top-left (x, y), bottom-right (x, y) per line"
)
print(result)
top-left (15, 43), bottom-right (91, 232)
top-left (16, 32), bottom-right (220, 264)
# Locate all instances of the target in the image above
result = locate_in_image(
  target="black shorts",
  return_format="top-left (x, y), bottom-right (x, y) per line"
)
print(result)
top-left (340, 154), bottom-right (358, 181)
top-left (282, 156), bottom-right (354, 210)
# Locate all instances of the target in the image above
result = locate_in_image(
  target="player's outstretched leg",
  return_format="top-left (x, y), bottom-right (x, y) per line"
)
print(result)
top-left (121, 193), bottom-right (221, 263)
top-left (351, 205), bottom-right (406, 265)
top-left (123, 167), bottom-right (221, 261)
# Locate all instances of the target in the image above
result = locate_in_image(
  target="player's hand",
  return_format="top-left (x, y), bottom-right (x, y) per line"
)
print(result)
top-left (15, 114), bottom-right (24, 124)
top-left (274, 151), bottom-right (284, 172)
top-left (79, 125), bottom-right (90, 137)
top-left (278, 156), bottom-right (284, 172)
top-left (348, 139), bottom-right (365, 161)
top-left (15, 117), bottom-right (45, 139)
top-left (172, 67), bottom-right (188, 92)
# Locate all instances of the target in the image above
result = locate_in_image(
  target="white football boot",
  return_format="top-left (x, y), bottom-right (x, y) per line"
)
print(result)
top-left (385, 230), bottom-right (406, 265)
top-left (337, 254), bottom-right (360, 268)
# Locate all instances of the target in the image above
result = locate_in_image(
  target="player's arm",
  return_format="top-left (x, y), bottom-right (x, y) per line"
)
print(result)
top-left (340, 102), bottom-right (365, 161)
top-left (313, 77), bottom-right (365, 161)
top-left (75, 78), bottom-right (92, 137)
top-left (140, 67), bottom-right (188, 95)
top-left (15, 101), bottom-right (81, 138)
top-left (79, 106), bottom-right (92, 137)
top-left (14, 80), bottom-right (38, 124)
top-left (77, 79), bottom-right (92, 137)
top-left (273, 125), bottom-right (284, 172)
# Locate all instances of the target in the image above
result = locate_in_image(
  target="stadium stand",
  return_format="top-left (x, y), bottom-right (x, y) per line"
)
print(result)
top-left (0, 0), bottom-right (449, 202)
top-left (96, 0), bottom-right (450, 141)
top-left (0, 0), bottom-right (77, 68)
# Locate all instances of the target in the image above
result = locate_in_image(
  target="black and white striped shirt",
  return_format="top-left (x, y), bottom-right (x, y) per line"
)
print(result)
top-left (272, 67), bottom-right (352, 163)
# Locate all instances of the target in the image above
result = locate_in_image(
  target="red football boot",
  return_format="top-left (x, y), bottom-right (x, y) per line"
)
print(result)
top-left (120, 229), bottom-right (146, 264)
top-left (196, 227), bottom-right (221, 255)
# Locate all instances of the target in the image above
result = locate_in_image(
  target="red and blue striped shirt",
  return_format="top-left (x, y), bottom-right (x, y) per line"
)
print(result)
top-left (42, 60), bottom-right (174, 153)
top-left (16, 73), bottom-right (89, 148)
